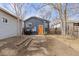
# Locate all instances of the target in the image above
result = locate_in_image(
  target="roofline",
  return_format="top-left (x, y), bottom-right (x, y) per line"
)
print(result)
top-left (0, 7), bottom-right (18, 19)
top-left (24, 16), bottom-right (50, 22)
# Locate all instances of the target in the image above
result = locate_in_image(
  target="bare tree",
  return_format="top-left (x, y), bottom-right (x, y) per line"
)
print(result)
top-left (49, 3), bottom-right (68, 35)
top-left (32, 3), bottom-right (68, 35)
top-left (32, 3), bottom-right (52, 20)
top-left (38, 8), bottom-right (52, 20)
top-left (49, 3), bottom-right (79, 37)
top-left (9, 3), bottom-right (27, 39)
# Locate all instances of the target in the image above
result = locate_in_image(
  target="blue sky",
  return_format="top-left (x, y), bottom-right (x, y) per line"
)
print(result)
top-left (0, 3), bottom-right (79, 21)
top-left (0, 3), bottom-right (58, 21)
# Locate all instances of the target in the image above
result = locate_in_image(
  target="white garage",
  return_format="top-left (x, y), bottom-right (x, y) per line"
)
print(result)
top-left (0, 7), bottom-right (20, 39)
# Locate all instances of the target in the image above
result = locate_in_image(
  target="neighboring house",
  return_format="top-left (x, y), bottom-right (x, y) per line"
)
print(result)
top-left (66, 20), bottom-right (79, 37)
top-left (51, 19), bottom-right (79, 37)
top-left (0, 7), bottom-right (21, 39)
top-left (24, 17), bottom-right (50, 35)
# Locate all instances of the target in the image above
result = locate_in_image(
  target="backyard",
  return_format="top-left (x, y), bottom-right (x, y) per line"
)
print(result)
top-left (0, 35), bottom-right (79, 56)
top-left (0, 3), bottom-right (79, 56)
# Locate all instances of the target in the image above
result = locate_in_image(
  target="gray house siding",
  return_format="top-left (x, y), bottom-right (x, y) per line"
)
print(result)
top-left (24, 17), bottom-right (49, 34)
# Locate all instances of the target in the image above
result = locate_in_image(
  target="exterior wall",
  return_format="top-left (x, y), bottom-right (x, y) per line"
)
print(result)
top-left (70, 22), bottom-right (79, 37)
top-left (43, 21), bottom-right (49, 33)
top-left (24, 18), bottom-right (44, 33)
top-left (66, 22), bottom-right (79, 37)
top-left (25, 18), bottom-right (44, 26)
top-left (68, 22), bottom-right (73, 35)
top-left (24, 18), bottom-right (49, 34)
top-left (25, 19), bottom-right (42, 29)
top-left (0, 10), bottom-right (18, 39)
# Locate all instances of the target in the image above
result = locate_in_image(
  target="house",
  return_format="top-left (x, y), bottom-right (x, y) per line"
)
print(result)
top-left (51, 19), bottom-right (79, 37)
top-left (65, 20), bottom-right (79, 37)
top-left (0, 7), bottom-right (21, 39)
top-left (24, 17), bottom-right (50, 35)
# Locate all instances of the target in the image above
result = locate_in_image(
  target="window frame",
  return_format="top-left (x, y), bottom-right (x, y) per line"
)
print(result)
top-left (2, 17), bottom-right (8, 23)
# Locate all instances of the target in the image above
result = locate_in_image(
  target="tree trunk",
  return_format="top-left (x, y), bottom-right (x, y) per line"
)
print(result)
top-left (17, 18), bottom-right (22, 39)
top-left (61, 22), bottom-right (66, 35)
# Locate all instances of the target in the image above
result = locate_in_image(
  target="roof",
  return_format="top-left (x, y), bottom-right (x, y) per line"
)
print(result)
top-left (0, 7), bottom-right (18, 19)
top-left (24, 16), bottom-right (50, 23)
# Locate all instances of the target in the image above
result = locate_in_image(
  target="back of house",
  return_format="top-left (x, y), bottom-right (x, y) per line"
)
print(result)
top-left (24, 17), bottom-right (49, 35)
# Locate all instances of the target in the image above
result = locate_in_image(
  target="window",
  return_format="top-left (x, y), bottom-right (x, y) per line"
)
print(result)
top-left (44, 21), bottom-right (46, 23)
top-left (44, 23), bottom-right (48, 28)
top-left (26, 22), bottom-right (32, 28)
top-left (3, 18), bottom-right (8, 23)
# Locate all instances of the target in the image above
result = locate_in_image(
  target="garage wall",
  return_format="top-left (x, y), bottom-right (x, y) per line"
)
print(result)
top-left (0, 10), bottom-right (18, 39)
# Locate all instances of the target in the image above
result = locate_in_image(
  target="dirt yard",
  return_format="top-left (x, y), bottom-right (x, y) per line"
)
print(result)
top-left (0, 35), bottom-right (79, 56)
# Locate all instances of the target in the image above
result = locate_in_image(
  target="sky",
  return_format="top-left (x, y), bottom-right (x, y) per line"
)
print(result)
top-left (0, 3), bottom-right (58, 21)
top-left (0, 3), bottom-right (79, 22)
